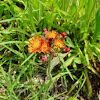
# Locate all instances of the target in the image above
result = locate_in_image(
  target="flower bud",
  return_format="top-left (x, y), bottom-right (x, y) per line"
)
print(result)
top-left (49, 48), bottom-right (54, 53)
top-left (43, 28), bottom-right (47, 34)
top-left (42, 55), bottom-right (47, 62)
top-left (53, 53), bottom-right (57, 57)
top-left (60, 32), bottom-right (67, 38)
top-left (64, 47), bottom-right (70, 53)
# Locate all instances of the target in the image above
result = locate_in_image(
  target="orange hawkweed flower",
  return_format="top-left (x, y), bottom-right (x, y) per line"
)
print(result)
top-left (53, 39), bottom-right (65, 50)
top-left (40, 41), bottom-right (50, 54)
top-left (28, 36), bottom-right (42, 54)
top-left (46, 30), bottom-right (59, 39)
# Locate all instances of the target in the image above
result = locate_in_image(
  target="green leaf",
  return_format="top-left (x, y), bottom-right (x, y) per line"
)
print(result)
top-left (0, 41), bottom-right (28, 45)
top-left (92, 7), bottom-right (100, 42)
top-left (68, 97), bottom-right (78, 100)
top-left (69, 2), bottom-right (77, 16)
top-left (0, 18), bottom-right (20, 23)
top-left (74, 57), bottom-right (82, 64)
top-left (79, 33), bottom-right (89, 42)
top-left (58, 54), bottom-right (76, 80)
top-left (72, 62), bottom-right (77, 70)
top-left (64, 55), bottom-right (76, 68)
top-left (84, 67), bottom-right (92, 98)
top-left (66, 72), bottom-right (84, 96)
top-left (50, 53), bottom-right (68, 71)
top-left (84, 48), bottom-right (100, 78)
top-left (21, 53), bottom-right (34, 66)
top-left (65, 37), bottom-right (75, 48)
top-left (3, 45), bottom-right (24, 58)
top-left (0, 5), bottom-right (4, 17)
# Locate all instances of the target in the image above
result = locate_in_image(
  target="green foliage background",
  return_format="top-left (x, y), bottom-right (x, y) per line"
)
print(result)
top-left (0, 0), bottom-right (100, 100)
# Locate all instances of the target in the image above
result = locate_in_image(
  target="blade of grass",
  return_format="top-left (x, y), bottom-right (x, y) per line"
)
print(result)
top-left (74, 76), bottom-right (86, 97)
top-left (58, 53), bottom-right (76, 80)
top-left (66, 72), bottom-right (84, 96)
top-left (0, 41), bottom-right (28, 45)
top-left (0, 18), bottom-right (20, 23)
top-left (21, 53), bottom-right (35, 66)
top-left (3, 44), bottom-right (24, 58)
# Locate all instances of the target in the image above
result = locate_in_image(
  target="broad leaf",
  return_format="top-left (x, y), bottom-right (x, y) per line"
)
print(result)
top-left (51, 53), bottom-right (68, 71)
top-left (65, 37), bottom-right (75, 48)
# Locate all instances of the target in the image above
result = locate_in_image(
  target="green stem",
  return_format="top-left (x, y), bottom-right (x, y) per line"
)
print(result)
top-left (43, 55), bottom-right (52, 99)
top-left (48, 53), bottom-right (52, 81)
top-left (84, 66), bottom-right (92, 98)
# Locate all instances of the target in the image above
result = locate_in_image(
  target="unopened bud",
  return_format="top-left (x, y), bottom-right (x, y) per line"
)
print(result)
top-left (43, 28), bottom-right (47, 34)
top-left (60, 32), bottom-right (67, 38)
top-left (53, 53), bottom-right (57, 57)
top-left (42, 55), bottom-right (47, 62)
top-left (64, 47), bottom-right (70, 53)
top-left (49, 48), bottom-right (54, 53)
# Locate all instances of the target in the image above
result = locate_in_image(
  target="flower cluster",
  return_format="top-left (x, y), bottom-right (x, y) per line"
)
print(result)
top-left (28, 28), bottom-right (70, 62)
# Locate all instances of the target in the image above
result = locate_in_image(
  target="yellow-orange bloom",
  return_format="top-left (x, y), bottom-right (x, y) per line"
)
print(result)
top-left (40, 41), bottom-right (50, 54)
top-left (53, 39), bottom-right (65, 50)
top-left (46, 30), bottom-right (59, 39)
top-left (28, 36), bottom-right (42, 54)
